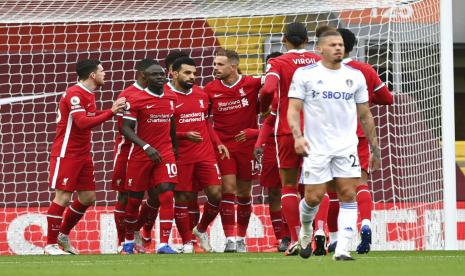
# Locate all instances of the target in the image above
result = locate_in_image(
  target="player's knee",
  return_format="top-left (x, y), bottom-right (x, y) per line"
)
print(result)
top-left (117, 192), bottom-right (128, 204)
top-left (53, 191), bottom-right (72, 206)
top-left (174, 191), bottom-right (190, 203)
top-left (304, 190), bottom-right (324, 207)
top-left (268, 188), bottom-right (281, 204)
top-left (79, 193), bottom-right (96, 206)
top-left (157, 182), bottom-right (175, 193)
top-left (338, 187), bottom-right (356, 202)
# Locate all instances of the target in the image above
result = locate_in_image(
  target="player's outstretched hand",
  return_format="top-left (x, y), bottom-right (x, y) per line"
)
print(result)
top-left (253, 146), bottom-right (263, 162)
top-left (111, 97), bottom-right (126, 114)
top-left (369, 147), bottom-right (381, 171)
top-left (144, 146), bottom-right (162, 164)
top-left (217, 144), bottom-right (230, 160)
top-left (186, 131), bottom-right (203, 143)
top-left (294, 136), bottom-right (310, 157)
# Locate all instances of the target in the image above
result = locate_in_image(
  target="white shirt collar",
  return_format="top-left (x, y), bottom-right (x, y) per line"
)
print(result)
top-left (76, 82), bottom-right (93, 94)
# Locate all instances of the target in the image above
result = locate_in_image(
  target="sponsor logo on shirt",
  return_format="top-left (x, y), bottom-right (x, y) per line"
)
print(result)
top-left (218, 99), bottom-right (246, 111)
top-left (321, 91), bottom-right (354, 100)
top-left (147, 114), bottom-right (171, 123)
top-left (179, 112), bottom-right (204, 123)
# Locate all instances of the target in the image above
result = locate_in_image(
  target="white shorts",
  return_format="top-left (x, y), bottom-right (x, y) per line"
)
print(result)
top-left (300, 152), bottom-right (361, 184)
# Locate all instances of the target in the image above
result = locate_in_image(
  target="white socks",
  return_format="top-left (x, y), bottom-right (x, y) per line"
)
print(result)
top-left (299, 199), bottom-right (319, 234)
top-left (336, 201), bottom-right (357, 255)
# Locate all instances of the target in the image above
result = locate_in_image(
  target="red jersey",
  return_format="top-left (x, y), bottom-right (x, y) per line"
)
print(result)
top-left (205, 75), bottom-right (261, 148)
top-left (124, 87), bottom-right (177, 161)
top-left (167, 83), bottom-right (216, 165)
top-left (51, 83), bottom-right (103, 158)
top-left (265, 49), bottom-right (320, 136)
top-left (114, 82), bottom-right (145, 159)
top-left (344, 58), bottom-right (393, 137)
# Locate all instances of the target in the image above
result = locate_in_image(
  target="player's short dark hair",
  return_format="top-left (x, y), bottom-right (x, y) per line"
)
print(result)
top-left (164, 51), bottom-right (189, 70)
top-left (266, 52), bottom-right (283, 63)
top-left (315, 25), bottom-right (341, 45)
top-left (135, 59), bottom-right (159, 72)
top-left (284, 22), bottom-right (308, 47)
top-left (75, 59), bottom-right (101, 80)
top-left (172, 57), bottom-right (196, 72)
top-left (216, 48), bottom-right (240, 64)
top-left (337, 28), bottom-right (357, 54)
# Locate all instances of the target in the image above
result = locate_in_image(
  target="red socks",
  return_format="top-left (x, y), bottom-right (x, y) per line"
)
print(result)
top-left (174, 202), bottom-right (191, 244)
top-left (137, 200), bottom-right (159, 231)
top-left (158, 190), bottom-right (174, 244)
top-left (313, 193), bottom-right (329, 231)
top-left (327, 192), bottom-right (339, 233)
top-left (356, 184), bottom-right (373, 223)
top-left (269, 210), bottom-right (283, 240)
top-left (236, 196), bottom-right (252, 238)
top-left (46, 202), bottom-right (66, 245)
top-left (114, 200), bottom-right (126, 244)
top-left (281, 186), bottom-right (300, 242)
top-left (60, 199), bottom-right (90, 235)
top-left (220, 193), bottom-right (236, 238)
top-left (197, 201), bottom-right (220, 233)
top-left (124, 197), bottom-right (142, 241)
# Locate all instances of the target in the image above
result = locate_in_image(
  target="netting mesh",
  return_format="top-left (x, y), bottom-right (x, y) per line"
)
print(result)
top-left (0, 0), bottom-right (449, 254)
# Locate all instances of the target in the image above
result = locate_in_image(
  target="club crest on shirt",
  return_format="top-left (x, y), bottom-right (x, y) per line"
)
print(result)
top-left (199, 99), bottom-right (204, 109)
top-left (346, 79), bottom-right (353, 88)
top-left (239, 88), bottom-right (246, 97)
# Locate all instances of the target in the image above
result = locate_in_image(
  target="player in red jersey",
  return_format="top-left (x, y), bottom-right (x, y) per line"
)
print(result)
top-left (260, 22), bottom-right (320, 255)
top-left (111, 59), bottom-right (160, 253)
top-left (121, 61), bottom-right (179, 254)
top-left (168, 57), bottom-right (229, 253)
top-left (129, 52), bottom-right (192, 252)
top-left (205, 49), bottom-right (261, 253)
top-left (326, 28), bottom-right (393, 254)
top-left (254, 52), bottom-right (291, 252)
top-left (45, 59), bottom-right (126, 255)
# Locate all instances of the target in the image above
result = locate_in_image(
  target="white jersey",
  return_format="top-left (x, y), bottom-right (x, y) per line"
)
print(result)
top-left (288, 61), bottom-right (368, 155)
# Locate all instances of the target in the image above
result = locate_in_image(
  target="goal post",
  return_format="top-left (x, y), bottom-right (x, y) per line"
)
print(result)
top-left (0, 0), bottom-right (458, 254)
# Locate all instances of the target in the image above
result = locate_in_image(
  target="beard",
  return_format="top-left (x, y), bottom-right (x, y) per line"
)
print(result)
top-left (180, 80), bottom-right (194, 90)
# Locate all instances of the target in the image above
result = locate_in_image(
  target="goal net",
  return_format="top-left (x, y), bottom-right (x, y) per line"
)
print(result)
top-left (0, 0), bottom-right (452, 254)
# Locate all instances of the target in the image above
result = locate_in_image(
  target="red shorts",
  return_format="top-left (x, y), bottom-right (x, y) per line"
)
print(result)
top-left (260, 143), bottom-right (281, 188)
top-left (49, 157), bottom-right (95, 192)
top-left (175, 161), bottom-right (221, 192)
top-left (276, 134), bottom-right (301, 169)
top-left (111, 156), bottom-right (128, 192)
top-left (125, 156), bottom-right (178, 192)
top-left (217, 143), bottom-right (258, 181)
top-left (357, 137), bottom-right (370, 173)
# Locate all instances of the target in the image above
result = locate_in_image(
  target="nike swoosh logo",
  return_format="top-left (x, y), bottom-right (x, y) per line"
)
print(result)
top-left (168, 174), bottom-right (177, 178)
top-left (175, 103), bottom-right (184, 108)
top-left (214, 94), bottom-right (223, 98)
top-left (146, 105), bottom-right (155, 109)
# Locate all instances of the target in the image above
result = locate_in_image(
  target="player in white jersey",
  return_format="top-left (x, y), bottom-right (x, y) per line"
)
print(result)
top-left (287, 27), bottom-right (380, 261)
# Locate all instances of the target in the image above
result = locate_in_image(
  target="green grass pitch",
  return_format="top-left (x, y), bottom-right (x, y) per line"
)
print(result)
top-left (1, 251), bottom-right (464, 276)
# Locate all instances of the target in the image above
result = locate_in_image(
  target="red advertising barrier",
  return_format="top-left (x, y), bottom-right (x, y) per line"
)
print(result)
top-left (1, 203), bottom-right (464, 255)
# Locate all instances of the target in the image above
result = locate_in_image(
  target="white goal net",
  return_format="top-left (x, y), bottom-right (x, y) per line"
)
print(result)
top-left (0, 0), bottom-right (454, 254)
